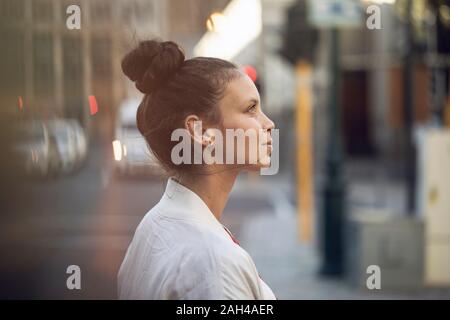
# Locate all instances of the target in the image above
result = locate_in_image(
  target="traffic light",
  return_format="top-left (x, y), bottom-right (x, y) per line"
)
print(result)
top-left (241, 65), bottom-right (263, 95)
top-left (279, 0), bottom-right (319, 65)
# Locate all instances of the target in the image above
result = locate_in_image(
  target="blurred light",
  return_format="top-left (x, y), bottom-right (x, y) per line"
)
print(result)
top-left (112, 140), bottom-right (123, 161)
top-left (18, 96), bottom-right (23, 111)
top-left (242, 65), bottom-right (258, 82)
top-left (361, 0), bottom-right (396, 4)
top-left (123, 145), bottom-right (127, 157)
top-left (309, 0), bottom-right (363, 28)
top-left (194, 0), bottom-right (262, 60)
top-left (206, 12), bottom-right (227, 32)
top-left (440, 5), bottom-right (450, 28)
top-left (89, 95), bottom-right (98, 115)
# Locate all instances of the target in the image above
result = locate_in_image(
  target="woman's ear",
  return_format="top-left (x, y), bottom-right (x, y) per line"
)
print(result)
top-left (185, 115), bottom-right (210, 147)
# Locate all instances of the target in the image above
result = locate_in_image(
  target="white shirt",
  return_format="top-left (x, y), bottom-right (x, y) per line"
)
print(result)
top-left (118, 178), bottom-right (276, 300)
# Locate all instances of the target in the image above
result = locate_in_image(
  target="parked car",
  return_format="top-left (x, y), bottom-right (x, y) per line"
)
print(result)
top-left (66, 119), bottom-right (88, 169)
top-left (13, 120), bottom-right (60, 177)
top-left (113, 98), bottom-right (162, 177)
top-left (46, 119), bottom-right (79, 174)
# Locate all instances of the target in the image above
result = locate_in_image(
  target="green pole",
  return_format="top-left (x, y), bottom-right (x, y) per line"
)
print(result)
top-left (320, 27), bottom-right (346, 276)
top-left (403, 0), bottom-right (416, 215)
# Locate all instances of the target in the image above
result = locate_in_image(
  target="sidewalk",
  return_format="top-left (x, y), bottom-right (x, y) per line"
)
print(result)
top-left (225, 172), bottom-right (450, 299)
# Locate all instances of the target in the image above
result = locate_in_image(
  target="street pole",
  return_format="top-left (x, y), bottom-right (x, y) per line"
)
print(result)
top-left (295, 60), bottom-right (314, 243)
top-left (320, 27), bottom-right (345, 276)
top-left (403, 0), bottom-right (416, 215)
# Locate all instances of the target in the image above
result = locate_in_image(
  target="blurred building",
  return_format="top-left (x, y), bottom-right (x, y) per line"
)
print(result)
top-left (166, 0), bottom-right (230, 55)
top-left (0, 0), bottom-right (166, 139)
top-left (0, 0), bottom-right (235, 140)
top-left (260, 0), bottom-right (297, 115)
top-left (275, 0), bottom-right (450, 165)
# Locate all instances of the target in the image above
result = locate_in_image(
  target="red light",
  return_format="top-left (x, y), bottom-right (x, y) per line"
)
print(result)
top-left (242, 65), bottom-right (257, 82)
top-left (18, 96), bottom-right (23, 111)
top-left (89, 95), bottom-right (98, 115)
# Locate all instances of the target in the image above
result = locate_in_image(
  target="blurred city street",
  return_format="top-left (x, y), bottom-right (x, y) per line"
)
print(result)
top-left (2, 136), bottom-right (450, 299)
top-left (1, 0), bottom-right (450, 300)
top-left (1, 137), bottom-right (162, 298)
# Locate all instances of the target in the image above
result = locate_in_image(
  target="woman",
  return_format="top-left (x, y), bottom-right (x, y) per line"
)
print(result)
top-left (118, 40), bottom-right (276, 300)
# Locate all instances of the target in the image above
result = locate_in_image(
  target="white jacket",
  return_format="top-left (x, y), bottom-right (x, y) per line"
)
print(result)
top-left (118, 178), bottom-right (276, 300)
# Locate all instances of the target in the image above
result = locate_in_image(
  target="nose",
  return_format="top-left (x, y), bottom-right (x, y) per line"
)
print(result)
top-left (262, 112), bottom-right (275, 133)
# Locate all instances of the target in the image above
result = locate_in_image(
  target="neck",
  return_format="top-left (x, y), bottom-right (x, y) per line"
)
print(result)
top-left (176, 168), bottom-right (239, 221)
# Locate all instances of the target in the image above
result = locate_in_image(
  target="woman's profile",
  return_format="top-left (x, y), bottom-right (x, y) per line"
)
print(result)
top-left (118, 39), bottom-right (276, 300)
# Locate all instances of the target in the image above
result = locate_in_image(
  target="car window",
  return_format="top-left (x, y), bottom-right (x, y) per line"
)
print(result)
top-left (17, 123), bottom-right (45, 144)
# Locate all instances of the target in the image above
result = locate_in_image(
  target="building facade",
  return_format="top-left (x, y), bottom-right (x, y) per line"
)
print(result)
top-left (0, 0), bottom-right (166, 138)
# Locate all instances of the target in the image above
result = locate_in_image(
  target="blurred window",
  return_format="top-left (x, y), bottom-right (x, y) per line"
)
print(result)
top-left (63, 36), bottom-right (83, 118)
top-left (120, 3), bottom-right (133, 24)
top-left (92, 38), bottom-right (112, 79)
top-left (33, 32), bottom-right (54, 101)
top-left (91, 37), bottom-right (113, 116)
top-left (0, 0), bottom-right (24, 22)
top-left (135, 1), bottom-right (154, 24)
top-left (17, 123), bottom-right (45, 144)
top-left (0, 30), bottom-right (25, 106)
top-left (32, 0), bottom-right (53, 24)
top-left (120, 1), bottom-right (154, 26)
top-left (49, 125), bottom-right (69, 140)
top-left (90, 0), bottom-right (111, 25)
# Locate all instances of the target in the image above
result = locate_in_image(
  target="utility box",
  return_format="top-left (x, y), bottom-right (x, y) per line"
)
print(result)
top-left (346, 210), bottom-right (424, 290)
top-left (417, 129), bottom-right (450, 286)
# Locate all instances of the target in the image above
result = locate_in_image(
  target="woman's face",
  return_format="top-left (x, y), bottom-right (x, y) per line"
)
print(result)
top-left (215, 72), bottom-right (275, 171)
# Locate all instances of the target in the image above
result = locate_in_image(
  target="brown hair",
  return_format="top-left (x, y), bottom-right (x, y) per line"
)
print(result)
top-left (121, 39), bottom-right (240, 176)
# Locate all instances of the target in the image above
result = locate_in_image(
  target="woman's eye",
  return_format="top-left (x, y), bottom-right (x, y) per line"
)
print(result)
top-left (246, 104), bottom-right (257, 113)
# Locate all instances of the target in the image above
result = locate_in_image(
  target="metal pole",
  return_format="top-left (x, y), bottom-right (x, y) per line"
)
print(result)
top-left (320, 27), bottom-right (345, 276)
top-left (295, 60), bottom-right (314, 243)
top-left (403, 0), bottom-right (416, 215)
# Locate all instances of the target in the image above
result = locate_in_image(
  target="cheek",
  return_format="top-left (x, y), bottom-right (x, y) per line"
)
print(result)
top-left (222, 113), bottom-right (261, 131)
top-left (219, 114), bottom-right (266, 165)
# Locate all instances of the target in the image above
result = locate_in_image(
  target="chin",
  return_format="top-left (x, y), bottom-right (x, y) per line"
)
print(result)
top-left (258, 158), bottom-right (271, 168)
top-left (243, 156), bottom-right (271, 172)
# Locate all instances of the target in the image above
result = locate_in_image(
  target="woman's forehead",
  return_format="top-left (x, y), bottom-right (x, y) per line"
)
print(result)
top-left (221, 74), bottom-right (259, 108)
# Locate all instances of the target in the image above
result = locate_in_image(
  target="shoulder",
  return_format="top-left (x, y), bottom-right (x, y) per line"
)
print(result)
top-left (213, 242), bottom-right (262, 299)
top-left (128, 207), bottom-right (262, 299)
top-left (169, 233), bottom-right (261, 300)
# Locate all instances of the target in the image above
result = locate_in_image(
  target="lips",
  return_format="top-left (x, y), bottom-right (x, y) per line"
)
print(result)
top-left (261, 140), bottom-right (273, 155)
top-left (262, 135), bottom-right (272, 145)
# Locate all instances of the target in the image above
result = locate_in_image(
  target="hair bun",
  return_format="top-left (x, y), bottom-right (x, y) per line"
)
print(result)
top-left (121, 40), bottom-right (185, 94)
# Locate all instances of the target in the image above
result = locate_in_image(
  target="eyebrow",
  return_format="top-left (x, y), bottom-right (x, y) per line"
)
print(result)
top-left (242, 98), bottom-right (259, 108)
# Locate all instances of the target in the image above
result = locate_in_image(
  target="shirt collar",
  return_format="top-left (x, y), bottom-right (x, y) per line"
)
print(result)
top-left (158, 177), bottom-right (230, 240)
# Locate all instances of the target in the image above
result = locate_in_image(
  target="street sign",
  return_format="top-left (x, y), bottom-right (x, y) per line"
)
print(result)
top-left (308, 0), bottom-right (363, 28)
